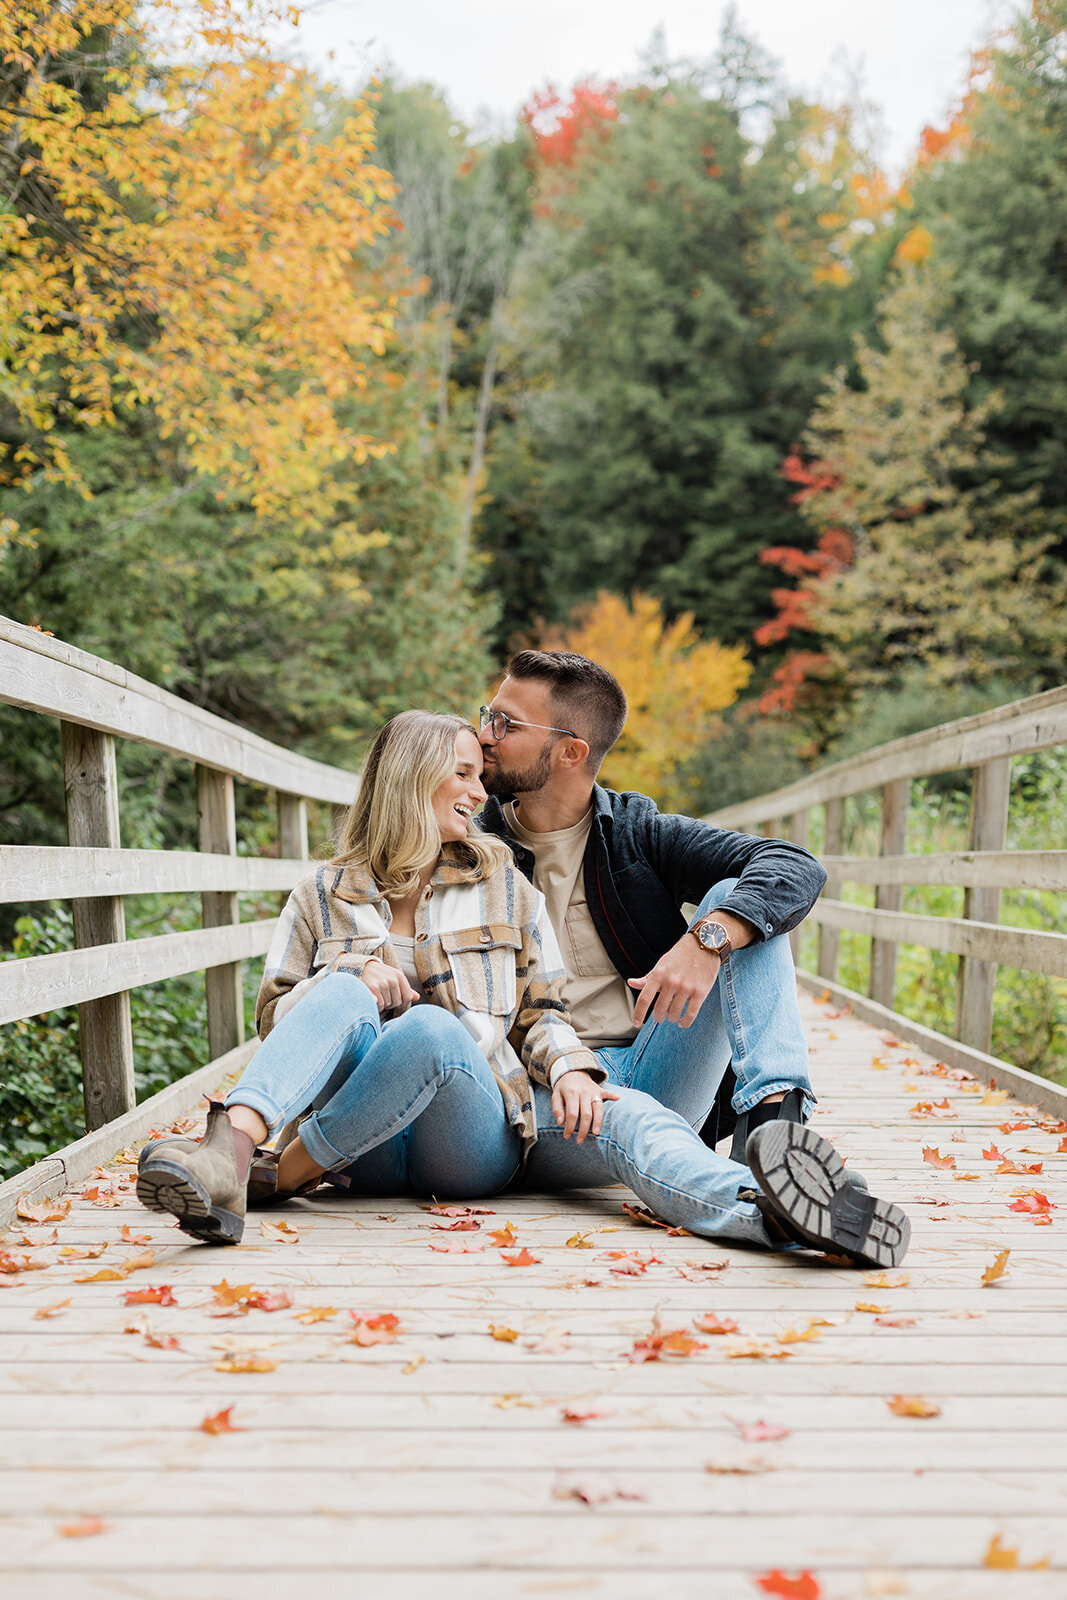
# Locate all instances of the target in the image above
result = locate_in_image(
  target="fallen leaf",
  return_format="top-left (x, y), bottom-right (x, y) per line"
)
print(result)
top-left (777, 1321), bottom-right (824, 1345)
top-left (426, 1202), bottom-right (494, 1217)
top-left (873, 1316), bottom-right (920, 1328)
top-left (754, 1571), bottom-right (821, 1599)
top-left (214, 1354), bottom-right (276, 1373)
top-left (75, 1268), bottom-right (129, 1283)
top-left (210, 1279), bottom-right (255, 1308)
top-left (489, 1223), bottom-right (518, 1248)
top-left (57, 1243), bottom-right (107, 1261)
top-left (292, 1306), bottom-right (337, 1324)
top-left (981, 1532), bottom-right (1050, 1569)
top-left (953, 1172), bottom-right (980, 1181)
top-left (980, 1249), bottom-right (1012, 1289)
top-left (524, 1330), bottom-right (571, 1354)
top-left (120, 1225), bottom-right (152, 1246)
top-left (863, 1272), bottom-right (910, 1289)
top-left (500, 1248), bottom-right (540, 1267)
top-left (1008, 1194), bottom-right (1055, 1213)
top-left (914, 1195), bottom-right (951, 1206)
top-left (566, 1232), bottom-right (596, 1249)
top-left (1059, 1137), bottom-right (1067, 1153)
top-left (692, 1313), bottom-right (739, 1335)
top-left (999, 1121), bottom-right (1030, 1133)
top-left (723, 1339), bottom-right (792, 1361)
top-left (922, 1148), bottom-right (955, 1169)
top-left (431, 1217), bottom-right (481, 1232)
top-left (732, 1419), bottom-right (790, 1441)
top-left (57, 1516), bottom-right (107, 1538)
top-left (676, 1259), bottom-right (730, 1281)
top-left (123, 1250), bottom-right (156, 1273)
top-left (620, 1202), bottom-right (690, 1235)
top-left (34, 1299), bottom-right (71, 1319)
top-left (347, 1312), bottom-right (401, 1346)
top-left (981, 1089), bottom-right (1010, 1105)
top-left (428, 1236), bottom-right (488, 1253)
top-left (402, 1354), bottom-right (425, 1375)
top-left (201, 1405), bottom-right (246, 1434)
top-left (630, 1321), bottom-right (708, 1362)
top-left (887, 1395), bottom-right (941, 1418)
top-left (552, 1471), bottom-right (645, 1506)
top-left (981, 1145), bottom-right (1005, 1162)
top-left (259, 1219), bottom-right (300, 1243)
top-left (489, 1324), bottom-right (520, 1342)
top-left (493, 1392), bottom-right (538, 1409)
top-left (17, 1196), bottom-right (71, 1223)
top-left (854, 1302), bottom-right (889, 1314)
top-left (122, 1284), bottom-right (176, 1306)
top-left (705, 1457), bottom-right (776, 1475)
top-left (870, 1057), bottom-right (889, 1071)
top-left (144, 1330), bottom-right (182, 1350)
top-left (561, 1400), bottom-right (614, 1424)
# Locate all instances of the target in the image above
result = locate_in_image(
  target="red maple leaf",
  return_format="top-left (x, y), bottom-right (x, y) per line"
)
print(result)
top-left (500, 1248), bottom-right (540, 1267)
top-left (754, 1572), bottom-right (822, 1599)
top-left (121, 1285), bottom-right (176, 1306)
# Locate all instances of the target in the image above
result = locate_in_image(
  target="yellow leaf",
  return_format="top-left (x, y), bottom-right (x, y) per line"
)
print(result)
top-left (887, 1395), bottom-right (941, 1418)
top-left (566, 1233), bottom-right (595, 1249)
top-left (214, 1355), bottom-right (277, 1373)
top-left (981, 1249), bottom-right (1010, 1287)
top-left (489, 1325), bottom-right (520, 1342)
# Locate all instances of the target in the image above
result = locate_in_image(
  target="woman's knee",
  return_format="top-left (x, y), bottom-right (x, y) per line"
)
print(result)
top-left (312, 970), bottom-right (380, 1020)
top-left (387, 1005), bottom-right (477, 1056)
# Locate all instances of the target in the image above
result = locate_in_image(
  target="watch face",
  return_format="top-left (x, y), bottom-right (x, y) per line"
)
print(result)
top-left (698, 921), bottom-right (727, 953)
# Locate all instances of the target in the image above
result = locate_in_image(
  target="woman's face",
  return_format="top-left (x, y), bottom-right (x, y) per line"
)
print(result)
top-left (431, 729), bottom-right (488, 844)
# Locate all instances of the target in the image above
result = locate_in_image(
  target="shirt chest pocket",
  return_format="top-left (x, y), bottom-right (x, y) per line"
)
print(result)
top-left (313, 934), bottom-right (386, 971)
top-left (439, 925), bottom-right (521, 1017)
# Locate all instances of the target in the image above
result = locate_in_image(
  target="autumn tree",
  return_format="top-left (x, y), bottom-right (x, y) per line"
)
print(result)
top-left (758, 267), bottom-right (1066, 729)
top-left (542, 591), bottom-right (750, 807)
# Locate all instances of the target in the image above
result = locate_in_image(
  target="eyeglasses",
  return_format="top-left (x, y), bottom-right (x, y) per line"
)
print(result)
top-left (479, 705), bottom-right (576, 742)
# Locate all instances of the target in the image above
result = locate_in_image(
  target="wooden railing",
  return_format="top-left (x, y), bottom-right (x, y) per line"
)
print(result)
top-left (0, 616), bottom-right (357, 1139)
top-left (706, 684), bottom-right (1067, 1114)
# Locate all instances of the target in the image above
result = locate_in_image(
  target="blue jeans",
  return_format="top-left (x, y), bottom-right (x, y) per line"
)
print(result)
top-left (595, 879), bottom-right (815, 1127)
top-left (224, 973), bottom-right (520, 1197)
top-left (521, 1084), bottom-right (773, 1247)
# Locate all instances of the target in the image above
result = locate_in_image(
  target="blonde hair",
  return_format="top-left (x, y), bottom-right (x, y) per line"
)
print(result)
top-left (333, 711), bottom-right (511, 897)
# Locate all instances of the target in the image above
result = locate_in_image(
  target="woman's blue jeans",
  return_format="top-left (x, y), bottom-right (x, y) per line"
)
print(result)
top-left (224, 973), bottom-right (520, 1197)
top-left (224, 970), bottom-right (773, 1245)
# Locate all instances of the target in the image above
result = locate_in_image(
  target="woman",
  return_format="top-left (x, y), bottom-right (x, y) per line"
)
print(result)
top-left (137, 711), bottom-right (909, 1269)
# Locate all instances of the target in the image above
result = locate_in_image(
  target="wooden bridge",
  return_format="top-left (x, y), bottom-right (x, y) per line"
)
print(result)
top-left (1, 616), bottom-right (1065, 1596)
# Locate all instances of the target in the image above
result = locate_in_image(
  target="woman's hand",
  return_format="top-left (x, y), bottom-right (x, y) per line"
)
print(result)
top-left (551, 1071), bottom-right (621, 1144)
top-left (360, 957), bottom-right (420, 1017)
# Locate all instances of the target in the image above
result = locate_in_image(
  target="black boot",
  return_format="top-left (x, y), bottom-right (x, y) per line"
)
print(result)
top-left (729, 1085), bottom-right (806, 1164)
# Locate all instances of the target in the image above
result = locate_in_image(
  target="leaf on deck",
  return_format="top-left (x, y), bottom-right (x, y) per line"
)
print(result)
top-left (122, 1285), bottom-right (176, 1306)
top-left (201, 1405), bottom-right (246, 1434)
top-left (347, 1312), bottom-right (401, 1346)
top-left (214, 1354), bottom-right (276, 1373)
top-left (922, 1148), bottom-right (955, 1168)
top-left (552, 1471), bottom-right (645, 1505)
top-left (887, 1395), bottom-right (941, 1418)
top-left (33, 1299), bottom-right (71, 1319)
top-left (565, 1232), bottom-right (596, 1249)
top-left (982, 1533), bottom-right (1050, 1569)
top-left (292, 1306), bottom-right (337, 1324)
top-left (16, 1196), bottom-right (70, 1223)
top-left (863, 1272), bottom-right (909, 1289)
top-left (732, 1419), bottom-right (790, 1441)
top-left (488, 1325), bottom-right (520, 1342)
top-left (259, 1220), bottom-right (300, 1243)
top-left (754, 1572), bottom-right (821, 1599)
top-left (57, 1516), bottom-right (108, 1538)
top-left (120, 1225), bottom-right (152, 1246)
top-left (692, 1313), bottom-right (739, 1335)
top-left (561, 1400), bottom-right (614, 1424)
top-left (500, 1248), bottom-right (540, 1267)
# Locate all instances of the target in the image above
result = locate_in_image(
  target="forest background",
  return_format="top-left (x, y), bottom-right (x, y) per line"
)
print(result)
top-left (1, 0), bottom-right (1065, 1172)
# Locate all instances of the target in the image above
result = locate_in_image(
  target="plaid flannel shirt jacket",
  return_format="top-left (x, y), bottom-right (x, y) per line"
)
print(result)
top-left (255, 843), bottom-right (604, 1155)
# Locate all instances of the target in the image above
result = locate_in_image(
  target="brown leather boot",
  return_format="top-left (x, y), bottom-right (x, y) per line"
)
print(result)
top-left (136, 1101), bottom-right (247, 1244)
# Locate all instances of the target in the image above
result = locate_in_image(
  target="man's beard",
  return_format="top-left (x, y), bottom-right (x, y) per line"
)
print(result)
top-left (481, 739), bottom-right (555, 798)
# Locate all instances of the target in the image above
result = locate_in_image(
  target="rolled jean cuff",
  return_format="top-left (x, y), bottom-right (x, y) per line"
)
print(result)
top-left (732, 1080), bottom-right (816, 1120)
top-left (296, 1112), bottom-right (350, 1173)
top-left (222, 1087), bottom-right (291, 1135)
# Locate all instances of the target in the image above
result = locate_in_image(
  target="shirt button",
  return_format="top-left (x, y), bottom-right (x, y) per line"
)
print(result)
top-left (479, 933), bottom-right (492, 944)
top-left (416, 933), bottom-right (427, 942)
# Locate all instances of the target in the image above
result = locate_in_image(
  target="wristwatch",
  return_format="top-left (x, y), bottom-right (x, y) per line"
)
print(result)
top-left (690, 917), bottom-right (732, 961)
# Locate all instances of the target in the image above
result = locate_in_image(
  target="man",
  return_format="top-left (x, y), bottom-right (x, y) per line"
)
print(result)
top-left (478, 648), bottom-right (822, 1158)
top-left (475, 648), bottom-right (908, 1266)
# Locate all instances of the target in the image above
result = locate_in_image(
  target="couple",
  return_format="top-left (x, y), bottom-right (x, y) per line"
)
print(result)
top-left (137, 650), bottom-right (909, 1268)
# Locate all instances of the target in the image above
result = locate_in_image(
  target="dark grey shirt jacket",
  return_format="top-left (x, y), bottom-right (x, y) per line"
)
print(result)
top-left (478, 785), bottom-right (828, 1139)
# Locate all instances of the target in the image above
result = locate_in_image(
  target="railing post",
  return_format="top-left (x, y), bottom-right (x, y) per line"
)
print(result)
top-left (818, 795), bottom-right (844, 984)
top-left (277, 793), bottom-right (309, 863)
top-left (788, 809), bottom-right (809, 964)
top-left (955, 757), bottom-right (1011, 1052)
top-left (197, 767), bottom-right (244, 1060)
top-left (869, 778), bottom-right (909, 1009)
top-left (61, 723), bottom-right (136, 1128)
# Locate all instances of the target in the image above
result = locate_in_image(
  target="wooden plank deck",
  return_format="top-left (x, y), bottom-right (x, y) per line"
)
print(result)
top-left (1, 987), bottom-right (1065, 1599)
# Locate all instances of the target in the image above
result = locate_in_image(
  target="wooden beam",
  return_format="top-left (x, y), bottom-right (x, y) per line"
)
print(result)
top-left (277, 793), bottom-right (309, 864)
top-left (956, 758), bottom-right (1012, 1053)
top-left (0, 845), bottom-right (310, 903)
top-left (817, 848), bottom-right (1067, 891)
top-left (0, 919), bottom-right (277, 1027)
top-left (817, 796), bottom-right (844, 984)
top-left (197, 766), bottom-right (243, 1061)
top-left (788, 809), bottom-right (809, 965)
top-left (869, 779), bottom-right (909, 1010)
top-left (61, 723), bottom-right (135, 1129)
top-left (0, 615), bottom-right (356, 804)
top-left (811, 899), bottom-right (1067, 979)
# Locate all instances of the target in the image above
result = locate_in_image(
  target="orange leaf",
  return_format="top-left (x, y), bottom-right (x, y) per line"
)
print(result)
top-left (566, 1232), bottom-right (595, 1249)
top-left (210, 1279), bottom-right (254, 1306)
top-left (144, 1330), bottom-right (181, 1350)
top-left (214, 1354), bottom-right (276, 1373)
top-left (347, 1312), bottom-right (401, 1345)
top-left (489, 1223), bottom-right (518, 1248)
top-left (427, 1203), bottom-right (494, 1217)
top-left (754, 1571), bottom-right (821, 1599)
top-left (863, 1272), bottom-right (909, 1289)
top-left (292, 1306), bottom-right (337, 1324)
top-left (58, 1516), bottom-right (108, 1538)
top-left (259, 1219), bottom-right (299, 1243)
top-left (723, 1339), bottom-right (793, 1361)
top-left (34, 1299), bottom-right (71, 1319)
top-left (887, 1395), bottom-right (941, 1417)
top-left (74, 1268), bottom-right (129, 1283)
top-left (489, 1325), bottom-right (520, 1342)
top-left (1008, 1194), bottom-right (1055, 1213)
top-left (201, 1405), bottom-right (246, 1435)
top-left (855, 1302), bottom-right (889, 1314)
top-left (922, 1148), bottom-right (955, 1168)
top-left (981, 1145), bottom-right (1005, 1162)
top-left (500, 1248), bottom-right (540, 1267)
top-left (120, 1225), bottom-right (152, 1246)
top-left (693, 1313), bottom-right (739, 1335)
top-left (123, 1250), bottom-right (156, 1273)
top-left (122, 1285), bottom-right (176, 1306)
top-left (981, 1532), bottom-right (1050, 1569)
top-left (246, 1291), bottom-right (293, 1313)
top-left (17, 1195), bottom-right (70, 1223)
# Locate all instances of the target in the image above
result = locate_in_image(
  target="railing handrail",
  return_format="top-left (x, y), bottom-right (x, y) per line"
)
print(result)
top-left (1, 619), bottom-right (359, 1134)
top-left (706, 681), bottom-right (1067, 831)
top-left (0, 614), bottom-right (356, 805)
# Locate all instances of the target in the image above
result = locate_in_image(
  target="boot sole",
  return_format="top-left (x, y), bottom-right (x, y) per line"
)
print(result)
top-left (746, 1122), bottom-right (910, 1268)
top-left (136, 1159), bottom-right (244, 1245)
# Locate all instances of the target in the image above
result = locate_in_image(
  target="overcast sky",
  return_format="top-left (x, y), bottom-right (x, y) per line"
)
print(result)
top-left (278, 0), bottom-right (1015, 174)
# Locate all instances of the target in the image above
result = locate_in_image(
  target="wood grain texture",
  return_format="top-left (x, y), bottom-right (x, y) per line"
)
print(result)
top-left (1, 989), bottom-right (1064, 1590)
top-left (0, 845), bottom-right (308, 903)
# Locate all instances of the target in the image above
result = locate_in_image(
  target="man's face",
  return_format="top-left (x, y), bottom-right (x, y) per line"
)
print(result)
top-left (479, 676), bottom-right (565, 798)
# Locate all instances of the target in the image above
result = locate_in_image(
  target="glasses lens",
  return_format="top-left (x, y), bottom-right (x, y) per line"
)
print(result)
top-left (492, 712), bottom-right (509, 740)
top-left (479, 706), bottom-right (492, 730)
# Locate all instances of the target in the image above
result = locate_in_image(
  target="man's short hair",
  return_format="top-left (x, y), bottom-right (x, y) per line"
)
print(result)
top-left (506, 649), bottom-right (627, 771)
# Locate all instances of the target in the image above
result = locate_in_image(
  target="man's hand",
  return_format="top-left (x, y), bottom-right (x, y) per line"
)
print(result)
top-left (552, 1071), bottom-right (621, 1143)
top-left (628, 933), bottom-right (722, 1029)
top-left (359, 956), bottom-right (420, 1017)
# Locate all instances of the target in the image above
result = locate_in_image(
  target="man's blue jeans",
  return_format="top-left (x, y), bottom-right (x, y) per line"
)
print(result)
top-left (224, 971), bottom-right (774, 1245)
top-left (594, 879), bottom-right (815, 1129)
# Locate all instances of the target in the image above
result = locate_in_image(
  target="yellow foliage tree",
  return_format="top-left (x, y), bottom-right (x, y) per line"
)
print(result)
top-left (544, 591), bottom-right (750, 807)
top-left (0, 0), bottom-right (399, 541)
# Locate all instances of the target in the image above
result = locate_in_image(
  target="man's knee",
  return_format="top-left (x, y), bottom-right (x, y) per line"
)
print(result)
top-left (695, 878), bottom-right (740, 916)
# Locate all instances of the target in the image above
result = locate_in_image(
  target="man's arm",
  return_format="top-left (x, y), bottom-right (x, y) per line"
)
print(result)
top-left (628, 907), bottom-right (755, 1029)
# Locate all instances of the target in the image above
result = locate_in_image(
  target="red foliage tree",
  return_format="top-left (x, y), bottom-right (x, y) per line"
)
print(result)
top-left (523, 80), bottom-right (617, 169)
